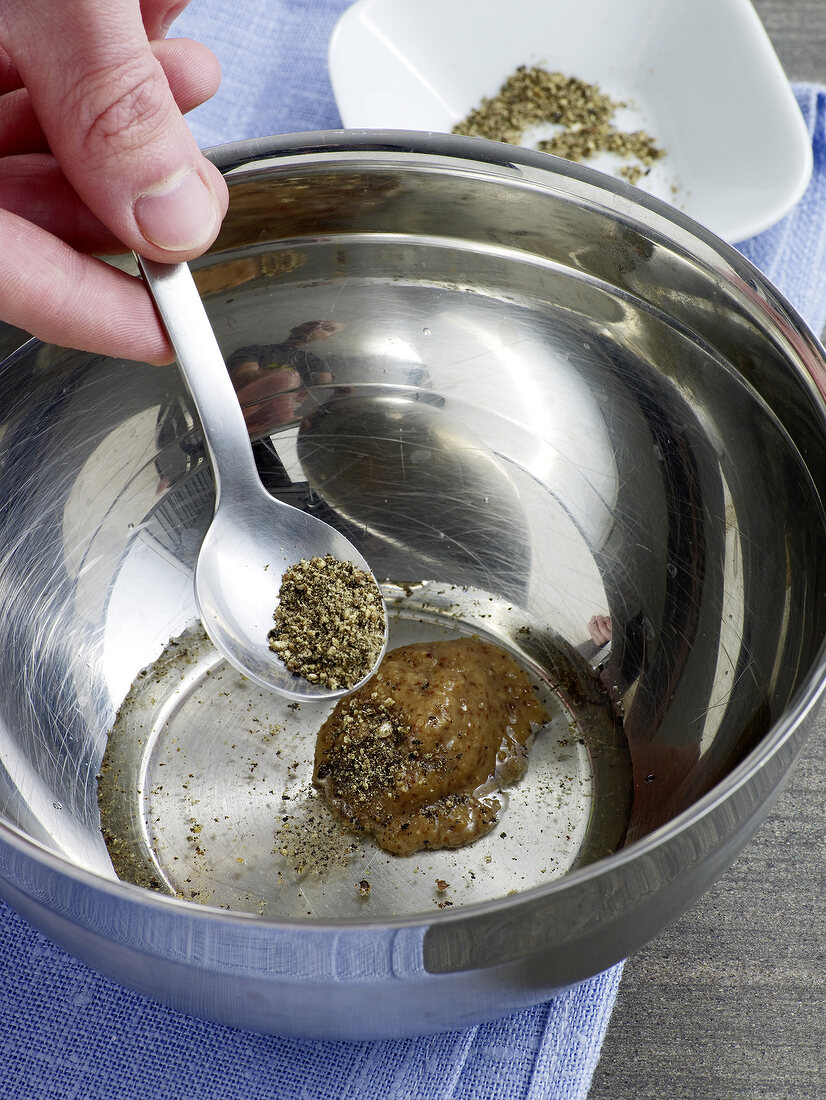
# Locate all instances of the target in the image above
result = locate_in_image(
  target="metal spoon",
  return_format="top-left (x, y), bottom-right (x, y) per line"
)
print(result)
top-left (137, 256), bottom-right (387, 699)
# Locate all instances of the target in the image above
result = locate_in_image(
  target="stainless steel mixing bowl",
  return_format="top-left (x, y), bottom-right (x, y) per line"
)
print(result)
top-left (1, 132), bottom-right (825, 1040)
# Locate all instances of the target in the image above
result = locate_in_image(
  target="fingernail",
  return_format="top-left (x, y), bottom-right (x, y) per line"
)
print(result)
top-left (134, 168), bottom-right (219, 252)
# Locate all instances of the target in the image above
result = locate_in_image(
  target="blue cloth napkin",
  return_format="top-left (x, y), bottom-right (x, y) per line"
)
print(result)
top-left (737, 84), bottom-right (826, 335)
top-left (1, 0), bottom-right (825, 1092)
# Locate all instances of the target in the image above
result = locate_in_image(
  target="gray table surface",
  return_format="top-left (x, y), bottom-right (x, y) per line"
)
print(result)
top-left (589, 4), bottom-right (826, 1098)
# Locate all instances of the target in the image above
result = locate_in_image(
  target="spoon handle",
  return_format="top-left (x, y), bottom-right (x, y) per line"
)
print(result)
top-left (136, 255), bottom-right (260, 505)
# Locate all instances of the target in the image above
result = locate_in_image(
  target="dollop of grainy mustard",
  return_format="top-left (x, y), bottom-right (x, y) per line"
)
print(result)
top-left (313, 637), bottom-right (549, 856)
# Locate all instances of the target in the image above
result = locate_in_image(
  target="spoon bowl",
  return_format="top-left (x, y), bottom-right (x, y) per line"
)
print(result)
top-left (137, 256), bottom-right (387, 699)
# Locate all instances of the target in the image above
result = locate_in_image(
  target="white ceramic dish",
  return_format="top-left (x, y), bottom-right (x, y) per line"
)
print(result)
top-left (328, 0), bottom-right (812, 242)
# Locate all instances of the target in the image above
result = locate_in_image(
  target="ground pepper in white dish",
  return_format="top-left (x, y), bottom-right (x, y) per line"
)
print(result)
top-left (453, 64), bottom-right (665, 184)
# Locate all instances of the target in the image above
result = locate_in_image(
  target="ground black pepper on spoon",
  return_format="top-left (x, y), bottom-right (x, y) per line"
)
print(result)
top-left (137, 256), bottom-right (387, 699)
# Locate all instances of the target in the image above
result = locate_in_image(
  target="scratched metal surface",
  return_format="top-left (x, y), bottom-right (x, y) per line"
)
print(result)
top-left (3, 216), bottom-right (823, 902)
top-left (590, 4), bottom-right (826, 1095)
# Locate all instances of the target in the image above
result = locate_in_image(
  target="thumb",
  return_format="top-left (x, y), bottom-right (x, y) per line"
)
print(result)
top-left (0, 0), bottom-right (227, 259)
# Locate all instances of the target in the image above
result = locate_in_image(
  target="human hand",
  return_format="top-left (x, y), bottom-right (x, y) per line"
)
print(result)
top-left (0, 0), bottom-right (229, 364)
top-left (588, 614), bottom-right (613, 648)
top-left (234, 367), bottom-right (307, 438)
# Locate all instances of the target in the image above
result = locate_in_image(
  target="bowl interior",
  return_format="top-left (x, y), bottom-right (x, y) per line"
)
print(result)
top-left (1, 141), bottom-right (825, 922)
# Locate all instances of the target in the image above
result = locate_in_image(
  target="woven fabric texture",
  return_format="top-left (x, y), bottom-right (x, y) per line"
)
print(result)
top-left (0, 895), bottom-right (622, 1100)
